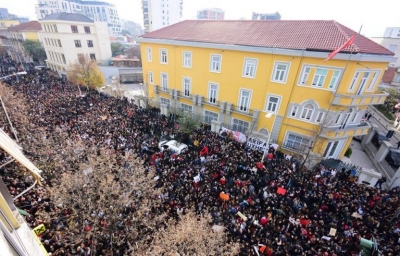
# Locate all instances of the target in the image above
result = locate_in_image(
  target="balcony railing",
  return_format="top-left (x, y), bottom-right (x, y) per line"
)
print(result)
top-left (322, 121), bottom-right (371, 138)
top-left (332, 91), bottom-right (388, 106)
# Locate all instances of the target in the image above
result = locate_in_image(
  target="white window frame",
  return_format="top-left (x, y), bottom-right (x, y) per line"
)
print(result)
top-left (271, 61), bottom-right (290, 84)
top-left (232, 118), bottom-right (250, 134)
top-left (146, 47), bottom-right (152, 62)
top-left (160, 48), bottom-right (168, 64)
top-left (298, 66), bottom-right (311, 85)
top-left (350, 111), bottom-right (359, 124)
top-left (161, 72), bottom-right (168, 91)
top-left (208, 82), bottom-right (219, 104)
top-left (148, 71), bottom-right (154, 84)
top-left (204, 110), bottom-right (219, 124)
top-left (182, 77), bottom-right (191, 97)
top-left (182, 51), bottom-right (192, 68)
top-left (238, 89), bottom-right (252, 112)
top-left (366, 71), bottom-right (380, 92)
top-left (265, 94), bottom-right (282, 114)
top-left (348, 71), bottom-right (360, 92)
top-left (160, 97), bottom-right (170, 107)
top-left (290, 106), bottom-right (298, 117)
top-left (328, 70), bottom-right (341, 89)
top-left (242, 58), bottom-right (258, 78)
top-left (284, 131), bottom-right (311, 152)
top-left (300, 104), bottom-right (315, 121)
top-left (180, 103), bottom-right (193, 112)
top-left (312, 68), bottom-right (328, 87)
top-left (209, 54), bottom-right (222, 73)
top-left (316, 111), bottom-right (325, 123)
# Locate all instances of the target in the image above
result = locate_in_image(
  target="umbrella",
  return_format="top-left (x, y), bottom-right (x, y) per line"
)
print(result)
top-left (17, 208), bottom-right (30, 216)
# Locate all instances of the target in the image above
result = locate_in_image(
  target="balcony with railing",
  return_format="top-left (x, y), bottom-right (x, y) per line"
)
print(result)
top-left (332, 91), bottom-right (388, 106)
top-left (322, 121), bottom-right (371, 138)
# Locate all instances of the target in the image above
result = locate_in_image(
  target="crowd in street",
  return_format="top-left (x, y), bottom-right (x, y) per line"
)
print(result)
top-left (1, 54), bottom-right (400, 256)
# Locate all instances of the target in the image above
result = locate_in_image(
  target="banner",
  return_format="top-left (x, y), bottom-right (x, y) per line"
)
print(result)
top-left (221, 127), bottom-right (246, 143)
top-left (246, 136), bottom-right (279, 152)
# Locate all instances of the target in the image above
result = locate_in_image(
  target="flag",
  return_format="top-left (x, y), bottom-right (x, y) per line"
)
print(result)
top-left (324, 35), bottom-right (356, 61)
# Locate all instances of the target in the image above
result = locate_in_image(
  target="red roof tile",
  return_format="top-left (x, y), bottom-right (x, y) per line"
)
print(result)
top-left (9, 21), bottom-right (42, 31)
top-left (141, 20), bottom-right (394, 56)
top-left (382, 67), bottom-right (396, 84)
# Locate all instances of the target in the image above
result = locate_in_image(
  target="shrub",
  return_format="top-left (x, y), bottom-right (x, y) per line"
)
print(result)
top-left (344, 147), bottom-right (353, 158)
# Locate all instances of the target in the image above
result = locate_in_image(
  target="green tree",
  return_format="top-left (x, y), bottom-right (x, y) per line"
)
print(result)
top-left (22, 40), bottom-right (46, 61)
top-left (175, 108), bottom-right (202, 134)
top-left (384, 88), bottom-right (399, 112)
top-left (125, 46), bottom-right (142, 66)
top-left (67, 54), bottom-right (105, 91)
top-left (120, 29), bottom-right (131, 35)
top-left (110, 42), bottom-right (125, 56)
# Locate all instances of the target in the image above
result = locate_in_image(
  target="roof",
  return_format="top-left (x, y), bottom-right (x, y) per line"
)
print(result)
top-left (40, 12), bottom-right (93, 23)
top-left (141, 20), bottom-right (394, 56)
top-left (8, 21), bottom-right (42, 31)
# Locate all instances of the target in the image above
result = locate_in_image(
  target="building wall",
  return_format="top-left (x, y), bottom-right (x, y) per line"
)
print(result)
top-left (383, 27), bottom-right (400, 38)
top-left (39, 20), bottom-right (111, 75)
top-left (140, 41), bottom-right (390, 159)
top-left (197, 9), bottom-right (225, 20)
top-left (142, 0), bottom-right (182, 32)
top-left (0, 19), bottom-right (20, 28)
top-left (371, 37), bottom-right (400, 67)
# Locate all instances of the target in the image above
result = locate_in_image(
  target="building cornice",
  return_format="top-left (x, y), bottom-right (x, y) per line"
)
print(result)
top-left (137, 38), bottom-right (398, 63)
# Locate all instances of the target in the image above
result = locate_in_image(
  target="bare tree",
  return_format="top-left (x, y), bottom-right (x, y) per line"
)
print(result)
top-left (140, 210), bottom-right (240, 256)
top-left (67, 54), bottom-right (105, 92)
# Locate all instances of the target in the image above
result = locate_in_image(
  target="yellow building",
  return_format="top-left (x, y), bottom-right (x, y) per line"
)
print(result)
top-left (138, 20), bottom-right (396, 161)
top-left (1, 21), bottom-right (42, 63)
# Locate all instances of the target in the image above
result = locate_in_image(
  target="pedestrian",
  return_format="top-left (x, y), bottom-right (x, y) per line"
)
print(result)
top-left (374, 176), bottom-right (386, 189)
top-left (367, 113), bottom-right (372, 121)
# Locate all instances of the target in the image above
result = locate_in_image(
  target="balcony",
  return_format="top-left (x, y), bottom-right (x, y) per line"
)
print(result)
top-left (321, 121), bottom-right (371, 138)
top-left (331, 91), bottom-right (388, 106)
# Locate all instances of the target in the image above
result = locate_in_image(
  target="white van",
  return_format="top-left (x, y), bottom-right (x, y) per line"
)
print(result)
top-left (158, 140), bottom-right (188, 154)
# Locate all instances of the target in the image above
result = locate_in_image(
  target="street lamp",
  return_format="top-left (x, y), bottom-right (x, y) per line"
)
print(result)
top-left (261, 112), bottom-right (276, 162)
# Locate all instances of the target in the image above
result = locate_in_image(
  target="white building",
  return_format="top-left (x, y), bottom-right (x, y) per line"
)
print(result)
top-left (35, 0), bottom-right (121, 35)
top-left (252, 12), bottom-right (281, 20)
top-left (39, 12), bottom-right (112, 77)
top-left (142, 0), bottom-right (183, 32)
top-left (372, 27), bottom-right (400, 86)
top-left (197, 8), bottom-right (225, 20)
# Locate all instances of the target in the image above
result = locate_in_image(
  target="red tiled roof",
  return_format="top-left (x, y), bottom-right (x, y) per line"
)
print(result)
top-left (141, 20), bottom-right (394, 56)
top-left (382, 67), bottom-right (396, 84)
top-left (9, 21), bottom-right (42, 31)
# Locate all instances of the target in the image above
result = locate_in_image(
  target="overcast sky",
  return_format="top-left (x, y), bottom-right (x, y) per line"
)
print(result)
top-left (2, 0), bottom-right (399, 37)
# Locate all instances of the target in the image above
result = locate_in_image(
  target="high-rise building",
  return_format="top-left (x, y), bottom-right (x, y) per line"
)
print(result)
top-left (35, 0), bottom-right (121, 35)
top-left (142, 0), bottom-right (183, 33)
top-left (252, 12), bottom-right (281, 20)
top-left (197, 8), bottom-right (224, 20)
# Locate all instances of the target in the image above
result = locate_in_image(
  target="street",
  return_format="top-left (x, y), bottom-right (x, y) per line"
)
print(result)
top-left (367, 106), bottom-right (400, 146)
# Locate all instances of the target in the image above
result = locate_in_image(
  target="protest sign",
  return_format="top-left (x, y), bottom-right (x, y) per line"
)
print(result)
top-left (221, 127), bottom-right (246, 143)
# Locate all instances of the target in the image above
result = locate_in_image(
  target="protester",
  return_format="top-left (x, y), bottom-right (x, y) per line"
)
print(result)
top-left (0, 54), bottom-right (400, 256)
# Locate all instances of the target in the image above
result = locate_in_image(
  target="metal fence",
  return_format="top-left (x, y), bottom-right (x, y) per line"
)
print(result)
top-left (319, 158), bottom-right (363, 176)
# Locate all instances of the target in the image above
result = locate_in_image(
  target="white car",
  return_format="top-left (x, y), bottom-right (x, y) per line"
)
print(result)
top-left (158, 140), bottom-right (188, 154)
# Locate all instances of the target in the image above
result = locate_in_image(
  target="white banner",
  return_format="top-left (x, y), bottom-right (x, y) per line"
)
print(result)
top-left (246, 136), bottom-right (279, 152)
top-left (221, 127), bottom-right (246, 143)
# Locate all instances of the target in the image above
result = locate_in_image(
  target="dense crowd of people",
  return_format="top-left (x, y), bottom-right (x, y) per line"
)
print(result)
top-left (1, 54), bottom-right (400, 256)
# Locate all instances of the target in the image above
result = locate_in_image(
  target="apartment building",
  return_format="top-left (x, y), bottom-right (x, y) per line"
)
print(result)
top-left (142, 0), bottom-right (183, 32)
top-left (35, 0), bottom-right (121, 35)
top-left (372, 27), bottom-right (400, 86)
top-left (197, 8), bottom-right (225, 20)
top-left (138, 20), bottom-right (396, 160)
top-left (252, 12), bottom-right (281, 20)
top-left (39, 12), bottom-right (112, 77)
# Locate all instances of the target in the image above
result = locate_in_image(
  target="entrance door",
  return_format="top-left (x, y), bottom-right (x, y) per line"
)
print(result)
top-left (323, 140), bottom-right (342, 158)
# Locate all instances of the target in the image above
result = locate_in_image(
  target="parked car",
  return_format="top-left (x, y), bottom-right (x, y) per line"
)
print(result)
top-left (371, 131), bottom-right (388, 148)
top-left (158, 140), bottom-right (188, 154)
top-left (385, 149), bottom-right (400, 168)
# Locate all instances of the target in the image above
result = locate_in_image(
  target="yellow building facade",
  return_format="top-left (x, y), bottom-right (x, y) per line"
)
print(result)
top-left (138, 20), bottom-right (396, 160)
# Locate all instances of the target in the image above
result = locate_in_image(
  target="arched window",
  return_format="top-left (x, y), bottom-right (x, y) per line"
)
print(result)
top-left (259, 128), bottom-right (269, 136)
top-left (301, 104), bottom-right (314, 120)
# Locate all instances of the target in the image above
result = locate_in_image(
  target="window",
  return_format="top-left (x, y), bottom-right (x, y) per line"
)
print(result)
top-left (285, 133), bottom-right (310, 151)
top-left (90, 54), bottom-right (96, 60)
top-left (316, 112), bottom-right (325, 123)
top-left (208, 83), bottom-right (218, 104)
top-left (204, 110), bottom-right (218, 124)
top-left (349, 71), bottom-right (359, 91)
top-left (272, 62), bottom-right (290, 83)
top-left (357, 72), bottom-right (370, 94)
top-left (87, 40), bottom-right (93, 47)
top-left (350, 111), bottom-right (359, 123)
top-left (265, 95), bottom-right (281, 113)
top-left (300, 104), bottom-right (314, 120)
top-left (71, 25), bottom-right (78, 33)
top-left (84, 26), bottom-right (91, 34)
top-left (232, 118), bottom-right (250, 134)
top-left (74, 40), bottom-right (81, 48)
top-left (290, 106), bottom-right (298, 117)
top-left (160, 49), bottom-right (168, 64)
top-left (61, 54), bottom-right (66, 64)
top-left (148, 72), bottom-right (154, 84)
top-left (366, 71), bottom-right (379, 91)
top-left (57, 39), bottom-right (62, 47)
top-left (183, 51), bottom-right (192, 68)
top-left (146, 47), bottom-right (152, 62)
top-left (181, 103), bottom-right (193, 112)
top-left (210, 54), bottom-right (221, 72)
top-left (242, 58), bottom-right (257, 78)
top-left (329, 70), bottom-right (340, 89)
top-left (182, 77), bottom-right (191, 97)
top-left (238, 89), bottom-right (252, 112)
top-left (388, 44), bottom-right (397, 53)
top-left (53, 24), bottom-right (58, 32)
top-left (160, 97), bottom-right (170, 107)
top-left (312, 69), bottom-right (327, 87)
top-left (161, 73), bottom-right (168, 91)
top-left (299, 66), bottom-right (310, 85)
